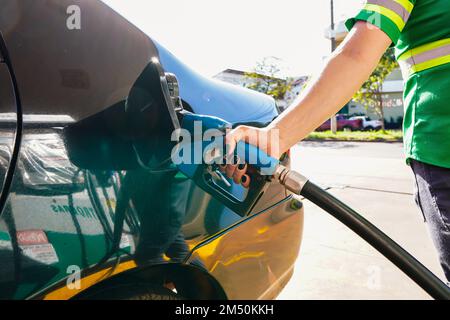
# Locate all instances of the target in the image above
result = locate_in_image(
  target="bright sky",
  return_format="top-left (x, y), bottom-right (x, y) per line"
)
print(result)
top-left (102, 0), bottom-right (364, 77)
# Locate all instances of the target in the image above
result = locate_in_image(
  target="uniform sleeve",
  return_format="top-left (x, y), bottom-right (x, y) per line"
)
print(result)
top-left (345, 0), bottom-right (416, 45)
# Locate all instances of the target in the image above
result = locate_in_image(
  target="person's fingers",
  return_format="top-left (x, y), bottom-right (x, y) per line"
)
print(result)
top-left (233, 163), bottom-right (247, 184)
top-left (218, 158), bottom-right (227, 173)
top-left (225, 155), bottom-right (239, 178)
top-left (218, 164), bottom-right (227, 173)
top-left (225, 126), bottom-right (249, 158)
top-left (225, 125), bottom-right (278, 160)
top-left (225, 164), bottom-right (237, 178)
top-left (241, 174), bottom-right (250, 188)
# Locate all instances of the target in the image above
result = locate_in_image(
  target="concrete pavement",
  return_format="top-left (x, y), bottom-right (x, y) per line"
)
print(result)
top-left (278, 141), bottom-right (445, 300)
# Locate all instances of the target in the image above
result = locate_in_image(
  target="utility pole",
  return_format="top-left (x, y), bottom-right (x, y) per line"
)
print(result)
top-left (330, 0), bottom-right (338, 134)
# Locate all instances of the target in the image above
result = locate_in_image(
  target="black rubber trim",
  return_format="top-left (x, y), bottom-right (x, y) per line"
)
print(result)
top-left (0, 32), bottom-right (23, 217)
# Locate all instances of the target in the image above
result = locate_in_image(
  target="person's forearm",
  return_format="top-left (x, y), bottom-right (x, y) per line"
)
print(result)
top-left (267, 22), bottom-right (390, 153)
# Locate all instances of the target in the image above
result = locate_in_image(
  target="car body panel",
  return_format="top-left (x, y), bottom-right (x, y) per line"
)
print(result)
top-left (186, 196), bottom-right (303, 300)
top-left (0, 0), bottom-right (302, 300)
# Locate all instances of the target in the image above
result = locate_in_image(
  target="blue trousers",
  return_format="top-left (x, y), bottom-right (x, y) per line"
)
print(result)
top-left (411, 159), bottom-right (450, 283)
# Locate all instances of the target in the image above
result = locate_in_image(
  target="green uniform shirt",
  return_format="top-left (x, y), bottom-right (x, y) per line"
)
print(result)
top-left (346, 0), bottom-right (450, 168)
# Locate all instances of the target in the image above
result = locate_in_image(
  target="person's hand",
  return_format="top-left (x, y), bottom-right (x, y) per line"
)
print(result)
top-left (220, 125), bottom-right (281, 187)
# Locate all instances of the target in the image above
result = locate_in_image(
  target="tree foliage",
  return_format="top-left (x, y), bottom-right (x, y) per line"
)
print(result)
top-left (353, 48), bottom-right (398, 128)
top-left (244, 57), bottom-right (293, 100)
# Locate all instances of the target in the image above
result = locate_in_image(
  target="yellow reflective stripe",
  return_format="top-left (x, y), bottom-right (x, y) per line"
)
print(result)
top-left (410, 54), bottom-right (450, 74)
top-left (394, 0), bottom-right (414, 13)
top-left (399, 38), bottom-right (450, 61)
top-left (364, 4), bottom-right (405, 31)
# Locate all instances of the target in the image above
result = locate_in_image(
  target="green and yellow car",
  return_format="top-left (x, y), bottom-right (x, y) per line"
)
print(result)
top-left (0, 0), bottom-right (303, 300)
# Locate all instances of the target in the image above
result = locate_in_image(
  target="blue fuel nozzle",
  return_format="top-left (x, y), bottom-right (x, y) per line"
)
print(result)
top-left (174, 112), bottom-right (280, 216)
top-left (176, 112), bottom-right (279, 177)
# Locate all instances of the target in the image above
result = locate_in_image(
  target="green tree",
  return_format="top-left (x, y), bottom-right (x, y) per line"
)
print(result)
top-left (353, 48), bottom-right (398, 129)
top-left (244, 57), bottom-right (293, 101)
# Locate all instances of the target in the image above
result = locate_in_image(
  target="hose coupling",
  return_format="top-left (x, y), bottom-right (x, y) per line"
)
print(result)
top-left (274, 165), bottom-right (309, 195)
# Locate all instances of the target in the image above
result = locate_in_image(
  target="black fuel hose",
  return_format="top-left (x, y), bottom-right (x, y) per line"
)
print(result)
top-left (300, 180), bottom-right (450, 300)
